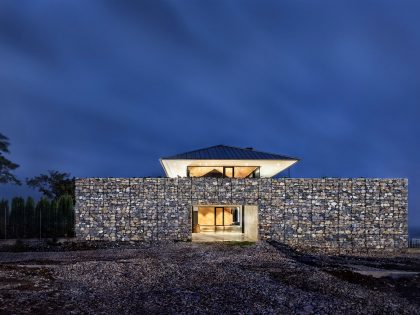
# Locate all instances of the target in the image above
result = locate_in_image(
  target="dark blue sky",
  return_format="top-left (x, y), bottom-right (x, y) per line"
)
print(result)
top-left (1, 1), bottom-right (419, 230)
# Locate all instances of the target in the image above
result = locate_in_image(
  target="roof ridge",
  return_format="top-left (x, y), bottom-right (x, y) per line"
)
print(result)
top-left (163, 144), bottom-right (223, 158)
top-left (210, 144), bottom-right (300, 160)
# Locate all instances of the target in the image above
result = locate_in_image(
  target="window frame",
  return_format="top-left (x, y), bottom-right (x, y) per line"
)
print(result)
top-left (187, 166), bottom-right (260, 178)
top-left (197, 206), bottom-right (242, 227)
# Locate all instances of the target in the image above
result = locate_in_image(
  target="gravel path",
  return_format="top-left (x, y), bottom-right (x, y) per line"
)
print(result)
top-left (0, 242), bottom-right (419, 314)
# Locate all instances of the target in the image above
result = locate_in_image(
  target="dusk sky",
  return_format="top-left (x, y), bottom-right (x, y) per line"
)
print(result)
top-left (1, 1), bottom-right (419, 231)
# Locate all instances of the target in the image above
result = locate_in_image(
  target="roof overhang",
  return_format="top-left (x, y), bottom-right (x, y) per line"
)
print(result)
top-left (160, 159), bottom-right (299, 178)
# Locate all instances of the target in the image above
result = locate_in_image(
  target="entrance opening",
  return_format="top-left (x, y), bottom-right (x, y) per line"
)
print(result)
top-left (192, 205), bottom-right (258, 242)
top-left (196, 206), bottom-right (241, 232)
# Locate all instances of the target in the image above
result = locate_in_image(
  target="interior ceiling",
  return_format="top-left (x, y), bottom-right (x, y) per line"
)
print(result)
top-left (160, 159), bottom-right (298, 178)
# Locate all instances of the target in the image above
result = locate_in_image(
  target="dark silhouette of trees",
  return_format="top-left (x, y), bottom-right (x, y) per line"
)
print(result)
top-left (57, 195), bottom-right (74, 237)
top-left (0, 196), bottom-right (74, 239)
top-left (10, 197), bottom-right (25, 237)
top-left (0, 133), bottom-right (20, 185)
top-left (50, 199), bottom-right (58, 237)
top-left (0, 199), bottom-right (9, 238)
top-left (26, 170), bottom-right (75, 200)
top-left (0, 135), bottom-right (76, 238)
top-left (25, 197), bottom-right (36, 237)
top-left (35, 198), bottom-right (50, 238)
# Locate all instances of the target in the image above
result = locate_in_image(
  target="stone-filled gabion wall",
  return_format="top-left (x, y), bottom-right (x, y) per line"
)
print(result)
top-left (75, 178), bottom-right (408, 253)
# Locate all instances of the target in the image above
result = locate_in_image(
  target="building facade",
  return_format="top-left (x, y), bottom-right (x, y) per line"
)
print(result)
top-left (75, 146), bottom-right (408, 253)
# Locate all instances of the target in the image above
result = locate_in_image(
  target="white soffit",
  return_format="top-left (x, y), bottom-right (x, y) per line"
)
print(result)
top-left (160, 159), bottom-right (298, 178)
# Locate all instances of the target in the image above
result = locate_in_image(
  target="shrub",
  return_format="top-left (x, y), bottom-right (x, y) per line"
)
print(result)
top-left (57, 195), bottom-right (74, 237)
top-left (0, 199), bottom-right (9, 238)
top-left (24, 197), bottom-right (36, 238)
top-left (10, 197), bottom-right (25, 238)
top-left (35, 198), bottom-right (50, 238)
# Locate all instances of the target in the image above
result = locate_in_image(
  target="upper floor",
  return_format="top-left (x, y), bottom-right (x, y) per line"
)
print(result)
top-left (160, 145), bottom-right (299, 178)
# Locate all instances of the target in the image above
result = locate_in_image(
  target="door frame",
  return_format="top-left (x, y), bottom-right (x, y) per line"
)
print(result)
top-left (192, 205), bottom-right (243, 231)
top-left (215, 207), bottom-right (224, 226)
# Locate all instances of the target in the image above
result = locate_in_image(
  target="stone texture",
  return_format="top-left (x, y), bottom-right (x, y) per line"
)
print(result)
top-left (75, 178), bottom-right (408, 254)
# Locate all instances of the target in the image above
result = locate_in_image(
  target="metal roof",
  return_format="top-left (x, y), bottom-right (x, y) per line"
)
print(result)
top-left (161, 145), bottom-right (299, 160)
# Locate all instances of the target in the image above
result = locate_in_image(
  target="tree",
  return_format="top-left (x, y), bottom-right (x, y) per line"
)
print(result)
top-left (26, 170), bottom-right (75, 200)
top-left (25, 197), bottom-right (36, 238)
top-left (49, 200), bottom-right (58, 237)
top-left (0, 133), bottom-right (20, 185)
top-left (0, 199), bottom-right (9, 239)
top-left (35, 198), bottom-right (50, 238)
top-left (10, 197), bottom-right (25, 238)
top-left (57, 195), bottom-right (74, 237)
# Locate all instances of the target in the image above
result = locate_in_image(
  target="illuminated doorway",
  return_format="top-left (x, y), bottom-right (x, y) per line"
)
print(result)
top-left (193, 206), bottom-right (242, 232)
top-left (191, 205), bottom-right (258, 242)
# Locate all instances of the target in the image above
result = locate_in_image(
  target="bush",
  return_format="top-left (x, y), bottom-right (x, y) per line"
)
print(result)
top-left (57, 195), bottom-right (74, 237)
top-left (0, 196), bottom-right (75, 239)
top-left (36, 198), bottom-right (50, 238)
top-left (10, 197), bottom-right (25, 238)
top-left (0, 199), bottom-right (9, 238)
top-left (25, 197), bottom-right (36, 238)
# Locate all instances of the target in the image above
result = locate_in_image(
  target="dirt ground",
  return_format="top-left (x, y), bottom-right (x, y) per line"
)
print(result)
top-left (0, 241), bottom-right (419, 314)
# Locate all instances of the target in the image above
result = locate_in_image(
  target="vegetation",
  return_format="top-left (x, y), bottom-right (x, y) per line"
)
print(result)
top-left (10, 197), bottom-right (25, 237)
top-left (0, 196), bottom-right (75, 239)
top-left (36, 197), bottom-right (50, 238)
top-left (0, 133), bottom-right (20, 185)
top-left (57, 195), bottom-right (75, 237)
top-left (26, 170), bottom-right (75, 200)
top-left (0, 131), bottom-right (75, 239)
top-left (25, 197), bottom-right (36, 237)
top-left (0, 199), bottom-right (9, 238)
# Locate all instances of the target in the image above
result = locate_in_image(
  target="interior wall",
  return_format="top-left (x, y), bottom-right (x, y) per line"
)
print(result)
top-left (198, 207), bottom-right (214, 225)
top-left (197, 206), bottom-right (236, 226)
top-left (223, 208), bottom-right (234, 225)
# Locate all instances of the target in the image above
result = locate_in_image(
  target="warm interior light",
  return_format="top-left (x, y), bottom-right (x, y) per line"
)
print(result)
top-left (161, 159), bottom-right (298, 178)
top-left (197, 207), bottom-right (214, 225)
top-left (197, 206), bottom-right (237, 226)
top-left (188, 166), bottom-right (224, 177)
top-left (234, 166), bottom-right (257, 178)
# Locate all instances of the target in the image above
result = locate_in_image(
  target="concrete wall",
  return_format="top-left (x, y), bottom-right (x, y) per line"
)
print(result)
top-left (243, 205), bottom-right (259, 241)
top-left (75, 178), bottom-right (408, 254)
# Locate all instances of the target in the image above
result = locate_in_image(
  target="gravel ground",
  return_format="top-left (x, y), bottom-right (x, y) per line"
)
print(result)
top-left (0, 241), bottom-right (419, 314)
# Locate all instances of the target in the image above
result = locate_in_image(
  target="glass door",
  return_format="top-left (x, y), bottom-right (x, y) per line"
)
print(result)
top-left (215, 207), bottom-right (224, 225)
top-left (197, 206), bottom-right (242, 227)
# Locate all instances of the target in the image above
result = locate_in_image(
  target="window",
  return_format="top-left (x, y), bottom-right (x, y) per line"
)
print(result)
top-left (234, 166), bottom-right (258, 178)
top-left (188, 166), bottom-right (224, 177)
top-left (187, 166), bottom-right (260, 178)
top-left (224, 167), bottom-right (234, 178)
top-left (197, 206), bottom-right (241, 226)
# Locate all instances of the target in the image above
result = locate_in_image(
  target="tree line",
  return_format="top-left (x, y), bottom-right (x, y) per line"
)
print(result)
top-left (0, 195), bottom-right (74, 239)
top-left (1, 132), bottom-right (76, 239)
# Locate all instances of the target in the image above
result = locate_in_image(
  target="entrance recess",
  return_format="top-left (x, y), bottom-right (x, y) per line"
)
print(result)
top-left (192, 205), bottom-right (258, 242)
top-left (195, 206), bottom-right (241, 232)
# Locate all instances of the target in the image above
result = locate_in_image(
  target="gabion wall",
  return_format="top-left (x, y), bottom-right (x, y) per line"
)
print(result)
top-left (75, 178), bottom-right (408, 253)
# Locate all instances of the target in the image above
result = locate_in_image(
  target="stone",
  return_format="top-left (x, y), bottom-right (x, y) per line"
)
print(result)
top-left (74, 177), bottom-right (408, 254)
